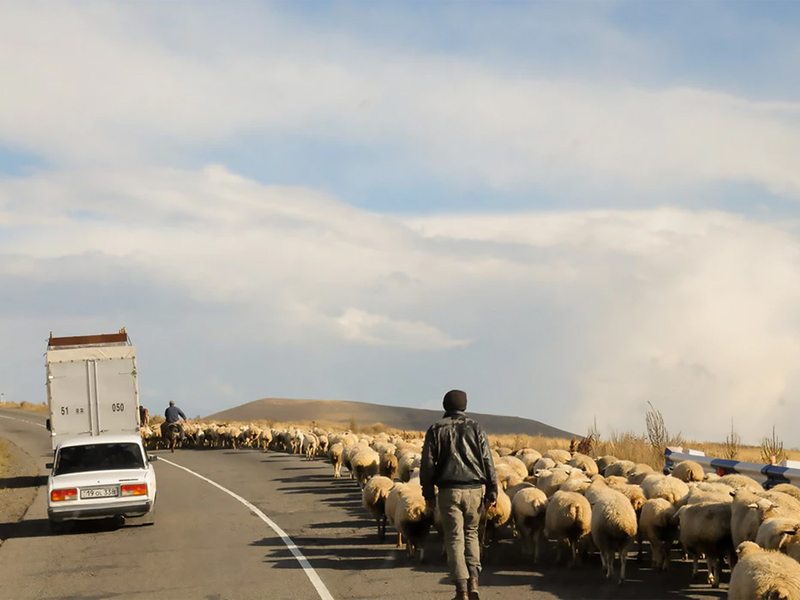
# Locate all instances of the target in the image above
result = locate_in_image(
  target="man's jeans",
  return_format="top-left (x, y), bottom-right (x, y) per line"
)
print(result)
top-left (438, 487), bottom-right (483, 582)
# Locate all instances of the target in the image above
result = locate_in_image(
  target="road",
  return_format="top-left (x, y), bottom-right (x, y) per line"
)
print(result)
top-left (0, 408), bottom-right (727, 600)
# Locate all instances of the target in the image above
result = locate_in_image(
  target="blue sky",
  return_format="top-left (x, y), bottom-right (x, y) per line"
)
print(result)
top-left (2, 1), bottom-right (800, 446)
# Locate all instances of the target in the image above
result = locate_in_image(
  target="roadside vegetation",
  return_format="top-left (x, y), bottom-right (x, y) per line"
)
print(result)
top-left (10, 397), bottom-right (796, 470)
top-left (0, 400), bottom-right (48, 413)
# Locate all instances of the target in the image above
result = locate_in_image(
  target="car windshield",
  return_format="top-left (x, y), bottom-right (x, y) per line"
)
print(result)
top-left (54, 443), bottom-right (145, 475)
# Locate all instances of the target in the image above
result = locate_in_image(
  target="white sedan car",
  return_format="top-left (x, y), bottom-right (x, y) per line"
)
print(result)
top-left (47, 434), bottom-right (157, 532)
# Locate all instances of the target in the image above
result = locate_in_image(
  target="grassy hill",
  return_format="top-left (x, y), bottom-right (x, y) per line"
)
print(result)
top-left (205, 397), bottom-right (578, 439)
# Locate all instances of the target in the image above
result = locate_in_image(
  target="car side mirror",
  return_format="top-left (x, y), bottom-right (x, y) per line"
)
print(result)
top-left (148, 455), bottom-right (158, 462)
top-left (46, 419), bottom-right (51, 432)
top-left (45, 462), bottom-right (53, 469)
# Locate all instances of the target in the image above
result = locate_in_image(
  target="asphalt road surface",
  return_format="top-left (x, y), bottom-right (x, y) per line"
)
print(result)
top-left (0, 409), bottom-right (729, 600)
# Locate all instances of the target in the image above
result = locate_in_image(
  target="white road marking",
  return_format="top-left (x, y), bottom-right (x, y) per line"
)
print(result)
top-left (0, 414), bottom-right (47, 428)
top-left (159, 457), bottom-right (335, 600)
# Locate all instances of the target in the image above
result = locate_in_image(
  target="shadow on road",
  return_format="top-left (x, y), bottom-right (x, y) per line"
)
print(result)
top-left (0, 517), bottom-right (124, 541)
top-left (0, 475), bottom-right (47, 489)
top-left (254, 454), bottom-right (730, 600)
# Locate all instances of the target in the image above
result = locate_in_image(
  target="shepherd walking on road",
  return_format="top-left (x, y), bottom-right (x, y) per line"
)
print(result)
top-left (420, 389), bottom-right (498, 600)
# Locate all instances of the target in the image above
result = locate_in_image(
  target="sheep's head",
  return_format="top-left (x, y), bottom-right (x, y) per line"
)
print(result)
top-left (736, 541), bottom-right (762, 560)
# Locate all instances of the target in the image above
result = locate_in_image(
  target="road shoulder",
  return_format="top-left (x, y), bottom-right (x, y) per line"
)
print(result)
top-left (0, 436), bottom-right (41, 546)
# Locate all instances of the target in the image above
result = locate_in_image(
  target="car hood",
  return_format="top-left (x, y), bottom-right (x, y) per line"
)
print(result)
top-left (49, 469), bottom-right (149, 487)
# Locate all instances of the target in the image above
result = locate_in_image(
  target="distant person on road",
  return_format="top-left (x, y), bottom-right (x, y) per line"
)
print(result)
top-left (165, 401), bottom-right (187, 442)
top-left (420, 389), bottom-right (497, 600)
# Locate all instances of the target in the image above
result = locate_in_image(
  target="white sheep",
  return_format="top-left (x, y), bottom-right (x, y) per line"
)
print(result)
top-left (351, 448), bottom-right (380, 488)
top-left (567, 453), bottom-right (599, 477)
top-left (756, 517), bottom-right (800, 552)
top-left (536, 466), bottom-right (579, 498)
top-left (362, 475), bottom-right (395, 542)
top-left (720, 473), bottom-right (765, 492)
top-left (532, 457), bottom-right (557, 472)
top-left (328, 442), bottom-right (344, 478)
top-left (677, 481), bottom-right (735, 507)
top-left (398, 453), bottom-right (421, 482)
top-left (394, 485), bottom-right (434, 561)
top-left (544, 490), bottom-right (592, 567)
top-left (671, 460), bottom-right (705, 483)
top-left (626, 463), bottom-right (655, 486)
top-left (595, 456), bottom-right (618, 474)
top-left (543, 448), bottom-right (571, 464)
top-left (498, 455), bottom-right (528, 480)
top-left (482, 486), bottom-right (512, 552)
top-left (511, 487), bottom-right (548, 563)
top-left (589, 486), bottom-right (638, 584)
top-left (641, 474), bottom-right (690, 506)
top-left (379, 453), bottom-right (398, 480)
top-left (732, 489), bottom-right (781, 548)
top-left (770, 484), bottom-right (800, 504)
top-left (728, 541), bottom-right (800, 600)
top-left (604, 460), bottom-right (635, 478)
top-left (639, 498), bottom-right (678, 571)
top-left (675, 501), bottom-right (734, 587)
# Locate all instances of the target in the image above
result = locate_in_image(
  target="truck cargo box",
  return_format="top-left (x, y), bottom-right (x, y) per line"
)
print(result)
top-left (45, 330), bottom-right (141, 450)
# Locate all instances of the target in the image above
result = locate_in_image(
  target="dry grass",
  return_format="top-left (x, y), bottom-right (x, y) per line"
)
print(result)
top-left (153, 412), bottom-right (800, 471)
top-left (0, 401), bottom-right (48, 413)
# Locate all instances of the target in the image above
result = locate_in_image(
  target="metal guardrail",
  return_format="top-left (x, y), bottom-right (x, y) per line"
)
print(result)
top-left (664, 447), bottom-right (800, 489)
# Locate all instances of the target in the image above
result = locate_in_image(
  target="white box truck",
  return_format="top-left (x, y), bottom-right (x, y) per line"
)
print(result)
top-left (45, 329), bottom-right (142, 450)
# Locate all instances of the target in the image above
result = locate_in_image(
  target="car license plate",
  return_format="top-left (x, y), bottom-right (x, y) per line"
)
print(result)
top-left (81, 486), bottom-right (119, 499)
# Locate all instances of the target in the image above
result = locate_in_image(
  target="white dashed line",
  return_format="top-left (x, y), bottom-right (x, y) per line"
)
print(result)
top-left (159, 457), bottom-right (335, 600)
top-left (0, 414), bottom-right (47, 428)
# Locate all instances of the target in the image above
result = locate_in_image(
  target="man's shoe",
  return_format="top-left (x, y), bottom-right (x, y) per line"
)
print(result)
top-left (451, 593), bottom-right (469, 600)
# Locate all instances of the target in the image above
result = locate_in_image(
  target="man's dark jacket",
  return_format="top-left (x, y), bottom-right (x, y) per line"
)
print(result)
top-left (420, 410), bottom-right (498, 504)
top-left (165, 405), bottom-right (187, 424)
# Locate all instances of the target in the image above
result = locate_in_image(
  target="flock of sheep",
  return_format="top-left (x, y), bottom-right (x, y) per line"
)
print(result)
top-left (140, 421), bottom-right (800, 599)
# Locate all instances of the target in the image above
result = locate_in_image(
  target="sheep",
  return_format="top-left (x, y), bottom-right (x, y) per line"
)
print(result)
top-left (728, 541), bottom-right (800, 600)
top-left (351, 448), bottom-right (380, 488)
top-left (385, 482), bottom-right (410, 548)
top-left (590, 486), bottom-right (638, 584)
top-left (756, 517), bottom-right (800, 552)
top-left (328, 443), bottom-right (344, 478)
top-left (498, 455), bottom-right (529, 480)
top-left (732, 489), bottom-right (780, 548)
top-left (394, 486), bottom-right (434, 561)
top-left (301, 433), bottom-right (319, 460)
top-left (536, 467), bottom-right (580, 498)
top-left (379, 453), bottom-right (398, 480)
top-left (559, 476), bottom-right (592, 494)
top-left (605, 478), bottom-right (646, 513)
top-left (720, 473), bottom-right (765, 492)
top-left (671, 460), bottom-right (705, 483)
top-left (496, 446), bottom-right (513, 457)
top-left (398, 453), bottom-right (421, 482)
top-left (505, 481), bottom-right (536, 503)
top-left (516, 449), bottom-right (542, 469)
top-left (481, 486), bottom-right (512, 552)
top-left (627, 463), bottom-right (655, 486)
top-left (641, 474), bottom-right (690, 506)
top-left (362, 475), bottom-right (395, 541)
top-left (677, 481), bottom-right (736, 507)
top-left (532, 457), bottom-right (557, 472)
top-left (544, 490), bottom-right (592, 567)
top-left (770, 484), bottom-right (800, 504)
top-left (595, 456), bottom-right (618, 474)
top-left (544, 449), bottom-right (571, 464)
top-left (567, 453), bottom-right (599, 477)
top-left (675, 501), bottom-right (734, 587)
top-left (495, 463), bottom-right (524, 490)
top-left (604, 460), bottom-right (635, 478)
top-left (639, 498), bottom-right (678, 571)
top-left (511, 487), bottom-right (548, 563)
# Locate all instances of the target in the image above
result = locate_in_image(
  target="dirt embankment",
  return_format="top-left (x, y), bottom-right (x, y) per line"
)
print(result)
top-left (0, 437), bottom-right (40, 546)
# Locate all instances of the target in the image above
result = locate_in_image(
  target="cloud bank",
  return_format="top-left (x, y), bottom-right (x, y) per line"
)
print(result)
top-left (1, 3), bottom-right (799, 448)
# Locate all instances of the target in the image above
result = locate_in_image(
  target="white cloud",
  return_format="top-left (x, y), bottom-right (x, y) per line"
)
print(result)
top-left (3, 166), bottom-right (800, 445)
top-left (1, 4), bottom-right (800, 200)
